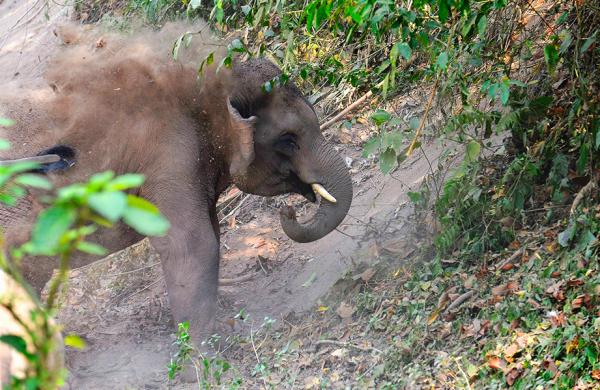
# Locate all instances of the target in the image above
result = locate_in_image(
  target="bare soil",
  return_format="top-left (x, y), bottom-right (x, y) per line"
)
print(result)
top-left (0, 1), bottom-right (452, 388)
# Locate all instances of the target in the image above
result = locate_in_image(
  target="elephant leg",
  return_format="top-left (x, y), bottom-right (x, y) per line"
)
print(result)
top-left (147, 186), bottom-right (220, 349)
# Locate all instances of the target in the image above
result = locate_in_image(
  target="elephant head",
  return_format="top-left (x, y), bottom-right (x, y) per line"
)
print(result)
top-left (203, 59), bottom-right (352, 243)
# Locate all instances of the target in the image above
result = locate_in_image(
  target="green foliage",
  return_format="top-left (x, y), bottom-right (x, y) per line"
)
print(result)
top-left (0, 126), bottom-right (170, 388)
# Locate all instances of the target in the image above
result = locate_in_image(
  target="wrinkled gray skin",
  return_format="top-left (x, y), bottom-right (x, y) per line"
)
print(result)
top-left (1, 58), bottom-right (352, 360)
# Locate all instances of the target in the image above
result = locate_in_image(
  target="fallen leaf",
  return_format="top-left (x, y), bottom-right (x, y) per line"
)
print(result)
top-left (358, 268), bottom-right (376, 283)
top-left (488, 356), bottom-right (507, 371)
top-left (548, 311), bottom-right (566, 327)
top-left (542, 359), bottom-right (559, 378)
top-left (492, 281), bottom-right (519, 297)
top-left (304, 376), bottom-right (320, 389)
top-left (317, 305), bottom-right (329, 313)
top-left (500, 263), bottom-right (514, 271)
top-left (504, 343), bottom-right (521, 359)
top-left (566, 337), bottom-right (579, 353)
top-left (302, 272), bottom-right (317, 287)
top-left (567, 279), bottom-right (584, 287)
top-left (572, 294), bottom-right (585, 309)
top-left (228, 215), bottom-right (237, 229)
top-left (546, 281), bottom-right (565, 301)
top-left (505, 366), bottom-right (523, 386)
top-left (427, 308), bottom-right (441, 325)
top-left (336, 302), bottom-right (355, 319)
top-left (225, 318), bottom-right (236, 329)
top-left (591, 370), bottom-right (600, 380)
top-left (330, 348), bottom-right (347, 358)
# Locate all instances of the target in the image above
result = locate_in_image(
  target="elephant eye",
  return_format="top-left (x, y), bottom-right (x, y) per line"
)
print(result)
top-left (274, 133), bottom-right (298, 156)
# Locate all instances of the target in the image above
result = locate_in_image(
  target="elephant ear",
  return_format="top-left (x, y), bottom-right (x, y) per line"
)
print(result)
top-left (227, 98), bottom-right (257, 178)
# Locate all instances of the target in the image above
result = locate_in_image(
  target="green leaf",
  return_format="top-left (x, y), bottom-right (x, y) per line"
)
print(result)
top-left (407, 191), bottom-right (421, 203)
top-left (301, 272), bottom-right (316, 287)
top-left (0, 118), bottom-right (15, 127)
top-left (437, 0), bottom-right (449, 23)
top-left (89, 171), bottom-right (115, 188)
top-left (0, 139), bottom-right (10, 150)
top-left (500, 84), bottom-right (510, 106)
top-left (88, 191), bottom-right (127, 222)
top-left (465, 140), bottom-right (481, 162)
top-left (108, 174), bottom-right (145, 191)
top-left (595, 124), bottom-right (600, 150)
top-left (76, 241), bottom-right (108, 256)
top-left (379, 147), bottom-right (397, 174)
top-left (543, 44), bottom-right (559, 73)
top-left (436, 52), bottom-right (448, 71)
top-left (383, 131), bottom-right (403, 153)
top-left (559, 30), bottom-right (572, 54)
top-left (64, 334), bottom-right (87, 350)
top-left (0, 335), bottom-right (35, 361)
top-left (127, 194), bottom-right (160, 213)
top-left (189, 0), bottom-right (201, 10)
top-left (14, 174), bottom-right (52, 190)
top-left (580, 31), bottom-right (597, 54)
top-left (230, 39), bottom-right (245, 53)
top-left (409, 117), bottom-right (421, 131)
top-left (558, 223), bottom-right (575, 247)
top-left (371, 110), bottom-right (391, 126)
top-left (198, 52), bottom-right (214, 75)
top-left (362, 137), bottom-right (380, 157)
top-left (576, 141), bottom-right (590, 174)
top-left (477, 15), bottom-right (487, 37)
top-left (123, 208), bottom-right (170, 236)
top-left (395, 43), bottom-right (411, 61)
top-left (30, 205), bottom-right (77, 255)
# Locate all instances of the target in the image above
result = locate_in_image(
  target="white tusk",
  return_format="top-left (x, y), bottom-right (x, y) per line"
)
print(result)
top-left (311, 183), bottom-right (337, 203)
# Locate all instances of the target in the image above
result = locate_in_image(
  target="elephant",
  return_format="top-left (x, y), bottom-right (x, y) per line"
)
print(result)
top-left (0, 46), bottom-right (353, 350)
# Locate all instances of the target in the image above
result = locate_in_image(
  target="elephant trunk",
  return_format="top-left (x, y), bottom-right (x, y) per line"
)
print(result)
top-left (280, 141), bottom-right (352, 243)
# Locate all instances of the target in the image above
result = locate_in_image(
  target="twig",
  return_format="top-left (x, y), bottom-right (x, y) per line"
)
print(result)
top-left (445, 290), bottom-right (474, 313)
top-left (319, 90), bottom-right (373, 130)
top-left (218, 272), bottom-right (260, 286)
top-left (454, 357), bottom-right (473, 390)
top-left (0, 154), bottom-right (61, 166)
top-left (570, 175), bottom-right (597, 215)
top-left (494, 247), bottom-right (525, 270)
top-left (524, 0), bottom-right (556, 36)
top-left (249, 326), bottom-right (269, 389)
top-left (106, 262), bottom-right (160, 277)
top-left (111, 277), bottom-right (163, 304)
top-left (313, 339), bottom-right (382, 354)
top-left (406, 78), bottom-right (439, 157)
top-left (219, 194), bottom-right (249, 224)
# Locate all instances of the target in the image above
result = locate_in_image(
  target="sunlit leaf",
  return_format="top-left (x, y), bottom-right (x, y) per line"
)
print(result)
top-left (14, 174), bottom-right (52, 190)
top-left (371, 110), bottom-right (391, 126)
top-left (543, 44), bottom-right (559, 73)
top-left (30, 205), bottom-right (77, 255)
top-left (580, 31), bottom-right (597, 54)
top-left (64, 334), bottom-right (87, 350)
top-left (107, 174), bottom-right (145, 191)
top-left (123, 208), bottom-right (170, 236)
top-left (0, 118), bottom-right (15, 127)
top-left (0, 335), bottom-right (36, 361)
top-left (362, 136), bottom-right (380, 157)
top-left (379, 147), bottom-right (397, 174)
top-left (465, 140), bottom-right (481, 162)
top-left (436, 51), bottom-right (448, 71)
top-left (88, 191), bottom-right (127, 222)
